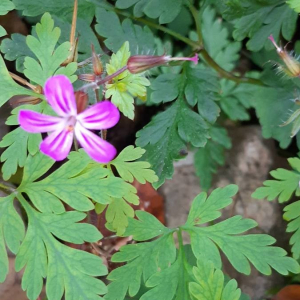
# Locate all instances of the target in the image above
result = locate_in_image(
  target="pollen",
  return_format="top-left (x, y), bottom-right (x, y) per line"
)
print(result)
top-left (67, 125), bottom-right (74, 132)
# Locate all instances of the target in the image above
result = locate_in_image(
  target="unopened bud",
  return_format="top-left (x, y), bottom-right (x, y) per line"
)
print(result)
top-left (75, 91), bottom-right (88, 114)
top-left (268, 35), bottom-right (300, 77)
top-left (91, 44), bottom-right (103, 76)
top-left (78, 73), bottom-right (96, 82)
top-left (127, 53), bottom-right (199, 74)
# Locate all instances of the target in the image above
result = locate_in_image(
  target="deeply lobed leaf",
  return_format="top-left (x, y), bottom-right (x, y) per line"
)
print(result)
top-left (284, 200), bottom-right (300, 259)
top-left (189, 260), bottom-right (241, 300)
top-left (23, 13), bottom-right (77, 86)
top-left (252, 157), bottom-right (300, 203)
top-left (18, 151), bottom-right (138, 213)
top-left (110, 146), bottom-right (158, 184)
top-left (16, 195), bottom-right (106, 300)
top-left (0, 194), bottom-right (25, 282)
top-left (115, 0), bottom-right (184, 24)
top-left (224, 0), bottom-right (298, 51)
top-left (183, 185), bottom-right (300, 275)
top-left (95, 8), bottom-right (155, 54)
top-left (105, 42), bottom-right (150, 119)
top-left (194, 126), bottom-right (232, 190)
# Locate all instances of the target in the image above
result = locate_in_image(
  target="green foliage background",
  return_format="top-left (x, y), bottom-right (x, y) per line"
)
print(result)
top-left (0, 0), bottom-right (300, 299)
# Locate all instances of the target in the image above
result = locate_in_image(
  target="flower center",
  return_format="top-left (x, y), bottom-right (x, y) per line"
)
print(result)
top-left (66, 115), bottom-right (77, 132)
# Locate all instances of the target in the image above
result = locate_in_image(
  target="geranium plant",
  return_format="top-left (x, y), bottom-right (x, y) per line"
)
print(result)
top-left (0, 0), bottom-right (300, 300)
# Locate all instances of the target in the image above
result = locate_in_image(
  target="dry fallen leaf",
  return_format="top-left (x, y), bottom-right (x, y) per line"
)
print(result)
top-left (274, 285), bottom-right (300, 300)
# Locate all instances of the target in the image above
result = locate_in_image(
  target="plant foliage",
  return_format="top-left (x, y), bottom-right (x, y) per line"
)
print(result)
top-left (105, 185), bottom-right (299, 300)
top-left (0, 0), bottom-right (300, 299)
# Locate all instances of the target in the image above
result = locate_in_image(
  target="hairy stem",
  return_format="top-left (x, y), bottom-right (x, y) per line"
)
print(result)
top-left (73, 137), bottom-right (79, 151)
top-left (201, 50), bottom-right (265, 85)
top-left (185, 0), bottom-right (203, 47)
top-left (185, 4), bottom-right (265, 86)
top-left (79, 66), bottom-right (128, 92)
top-left (112, 6), bottom-right (265, 86)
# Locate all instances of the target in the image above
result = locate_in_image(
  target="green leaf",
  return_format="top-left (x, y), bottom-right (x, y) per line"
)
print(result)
top-left (95, 8), bottom-right (155, 54)
top-left (105, 211), bottom-right (176, 300)
top-left (140, 249), bottom-right (194, 300)
top-left (24, 13), bottom-right (77, 86)
top-left (0, 34), bottom-right (33, 72)
top-left (253, 85), bottom-right (300, 148)
top-left (0, 104), bottom-right (43, 181)
top-left (115, 0), bottom-right (184, 24)
top-left (194, 126), bottom-right (231, 191)
top-left (189, 260), bottom-right (241, 300)
top-left (105, 42), bottom-right (150, 119)
top-left (16, 195), bottom-right (106, 300)
top-left (184, 65), bottom-right (220, 124)
top-left (110, 146), bottom-right (158, 184)
top-left (149, 73), bottom-right (182, 104)
top-left (12, 0), bottom-right (95, 23)
top-left (0, 26), bottom-right (6, 38)
top-left (167, 6), bottom-right (193, 36)
top-left (252, 157), bottom-right (300, 203)
top-left (105, 197), bottom-right (136, 236)
top-left (18, 150), bottom-right (138, 213)
top-left (136, 97), bottom-right (210, 188)
top-left (0, 194), bottom-right (25, 282)
top-left (185, 185), bottom-right (238, 227)
top-left (201, 6), bottom-right (241, 71)
top-left (219, 79), bottom-right (255, 121)
top-left (287, 0), bottom-right (300, 12)
top-left (0, 53), bottom-right (40, 107)
top-left (0, 0), bottom-right (15, 14)
top-left (0, 128), bottom-right (42, 181)
top-left (182, 185), bottom-right (300, 275)
top-left (124, 210), bottom-right (172, 240)
top-left (226, 1), bottom-right (298, 52)
top-left (284, 200), bottom-right (300, 259)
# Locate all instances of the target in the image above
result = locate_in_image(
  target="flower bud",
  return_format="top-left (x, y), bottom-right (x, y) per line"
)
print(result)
top-left (268, 35), bottom-right (300, 77)
top-left (78, 74), bottom-right (96, 82)
top-left (91, 44), bottom-right (103, 76)
top-left (75, 91), bottom-right (88, 114)
top-left (127, 53), bottom-right (199, 74)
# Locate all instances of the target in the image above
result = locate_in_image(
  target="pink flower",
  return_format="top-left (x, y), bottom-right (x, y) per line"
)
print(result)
top-left (18, 75), bottom-right (120, 163)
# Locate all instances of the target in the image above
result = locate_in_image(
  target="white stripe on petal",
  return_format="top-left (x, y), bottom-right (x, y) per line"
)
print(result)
top-left (44, 75), bottom-right (77, 117)
top-left (19, 110), bottom-right (64, 133)
top-left (40, 128), bottom-right (74, 161)
top-left (74, 123), bottom-right (116, 163)
top-left (77, 101), bottom-right (120, 130)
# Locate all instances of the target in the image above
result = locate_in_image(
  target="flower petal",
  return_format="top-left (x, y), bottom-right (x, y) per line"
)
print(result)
top-left (18, 110), bottom-right (64, 133)
top-left (75, 123), bottom-right (116, 163)
top-left (44, 75), bottom-right (77, 117)
top-left (77, 101), bottom-right (120, 130)
top-left (40, 128), bottom-right (74, 161)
